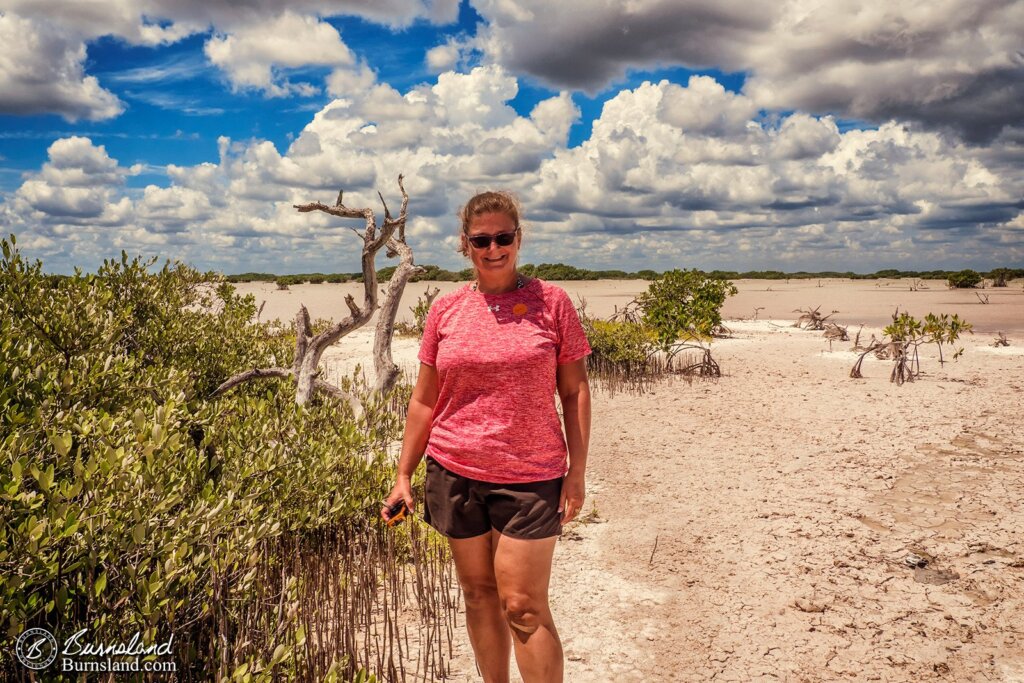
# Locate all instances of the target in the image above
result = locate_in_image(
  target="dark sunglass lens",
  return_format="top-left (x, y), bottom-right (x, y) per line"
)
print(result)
top-left (467, 231), bottom-right (516, 249)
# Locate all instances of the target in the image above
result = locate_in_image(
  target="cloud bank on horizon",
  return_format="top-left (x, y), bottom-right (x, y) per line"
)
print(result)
top-left (0, 0), bottom-right (1021, 274)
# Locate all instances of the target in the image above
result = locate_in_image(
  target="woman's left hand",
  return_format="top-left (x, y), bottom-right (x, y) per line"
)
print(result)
top-left (559, 468), bottom-right (586, 524)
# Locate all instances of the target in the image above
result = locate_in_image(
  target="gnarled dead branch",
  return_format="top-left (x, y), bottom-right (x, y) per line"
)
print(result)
top-left (212, 367), bottom-right (293, 396)
top-left (215, 174), bottom-right (420, 407)
top-left (793, 305), bottom-right (837, 330)
top-left (371, 177), bottom-right (424, 395)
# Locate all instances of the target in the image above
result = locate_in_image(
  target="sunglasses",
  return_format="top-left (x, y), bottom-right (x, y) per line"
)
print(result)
top-left (466, 230), bottom-right (518, 249)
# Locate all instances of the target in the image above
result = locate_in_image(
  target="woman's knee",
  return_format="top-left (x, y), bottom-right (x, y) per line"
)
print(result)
top-left (501, 592), bottom-right (549, 634)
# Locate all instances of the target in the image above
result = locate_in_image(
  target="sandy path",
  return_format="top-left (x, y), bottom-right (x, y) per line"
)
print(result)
top-left (439, 323), bottom-right (1024, 682)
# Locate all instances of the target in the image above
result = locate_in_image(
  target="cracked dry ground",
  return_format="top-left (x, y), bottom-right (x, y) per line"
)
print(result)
top-left (442, 325), bottom-right (1024, 682)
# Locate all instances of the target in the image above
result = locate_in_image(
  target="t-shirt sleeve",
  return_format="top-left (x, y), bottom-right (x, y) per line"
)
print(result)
top-left (418, 300), bottom-right (441, 366)
top-left (552, 288), bottom-right (592, 365)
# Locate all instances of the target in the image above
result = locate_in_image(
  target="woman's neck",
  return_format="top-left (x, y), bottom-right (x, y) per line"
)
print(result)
top-left (474, 270), bottom-right (520, 294)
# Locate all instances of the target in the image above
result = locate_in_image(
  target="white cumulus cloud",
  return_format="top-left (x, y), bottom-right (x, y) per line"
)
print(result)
top-left (3, 71), bottom-right (1021, 274)
top-left (468, 0), bottom-right (1024, 142)
top-left (0, 13), bottom-right (123, 121)
top-left (1, 0), bottom-right (460, 119)
top-left (204, 12), bottom-right (355, 96)
top-left (12, 137), bottom-right (137, 222)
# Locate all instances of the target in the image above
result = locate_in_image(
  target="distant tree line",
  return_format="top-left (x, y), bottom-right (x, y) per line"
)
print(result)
top-left (37, 265), bottom-right (1024, 288)
top-left (225, 263), bottom-right (665, 287)
top-left (219, 265), bottom-right (1023, 287)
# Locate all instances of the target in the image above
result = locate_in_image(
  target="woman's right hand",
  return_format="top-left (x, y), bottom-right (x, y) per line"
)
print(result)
top-left (381, 476), bottom-right (415, 522)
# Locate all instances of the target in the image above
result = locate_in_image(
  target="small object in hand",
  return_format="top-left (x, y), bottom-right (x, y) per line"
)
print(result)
top-left (383, 499), bottom-right (409, 527)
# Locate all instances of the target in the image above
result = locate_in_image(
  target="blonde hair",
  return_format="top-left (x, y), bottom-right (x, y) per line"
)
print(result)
top-left (457, 191), bottom-right (522, 257)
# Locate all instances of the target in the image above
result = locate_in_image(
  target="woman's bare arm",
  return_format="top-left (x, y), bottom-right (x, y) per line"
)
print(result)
top-left (556, 358), bottom-right (591, 522)
top-left (384, 362), bottom-right (439, 514)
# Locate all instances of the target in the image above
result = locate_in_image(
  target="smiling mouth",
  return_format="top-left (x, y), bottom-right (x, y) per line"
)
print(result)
top-left (483, 255), bottom-right (507, 263)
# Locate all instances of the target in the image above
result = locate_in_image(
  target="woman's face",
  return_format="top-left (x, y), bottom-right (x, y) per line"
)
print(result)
top-left (464, 211), bottom-right (521, 277)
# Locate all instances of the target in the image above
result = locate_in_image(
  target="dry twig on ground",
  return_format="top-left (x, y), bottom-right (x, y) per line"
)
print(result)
top-left (823, 322), bottom-right (849, 350)
top-left (793, 305), bottom-right (837, 330)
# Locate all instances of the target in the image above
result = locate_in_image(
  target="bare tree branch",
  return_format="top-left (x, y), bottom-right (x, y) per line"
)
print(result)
top-left (344, 293), bottom-right (360, 318)
top-left (314, 379), bottom-right (364, 419)
top-left (289, 178), bottom-right (405, 404)
top-left (212, 367), bottom-right (293, 397)
top-left (222, 174), bottom-right (418, 407)
top-left (294, 305), bottom-right (311, 377)
top-left (372, 174), bottom-right (420, 394)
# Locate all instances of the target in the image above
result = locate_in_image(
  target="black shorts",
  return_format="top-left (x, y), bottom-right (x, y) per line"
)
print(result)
top-left (423, 457), bottom-right (563, 540)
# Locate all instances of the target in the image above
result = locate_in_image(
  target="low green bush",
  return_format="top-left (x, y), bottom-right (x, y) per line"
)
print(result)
top-left (0, 236), bottom-right (453, 682)
top-left (947, 269), bottom-right (982, 288)
top-left (987, 268), bottom-right (1019, 287)
top-left (637, 269), bottom-right (737, 347)
top-left (584, 319), bottom-right (656, 367)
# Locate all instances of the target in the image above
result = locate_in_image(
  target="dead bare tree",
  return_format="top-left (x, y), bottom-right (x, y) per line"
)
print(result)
top-left (992, 332), bottom-right (1009, 347)
top-left (213, 174), bottom-right (420, 407)
top-left (793, 305), bottom-right (837, 330)
top-left (975, 292), bottom-right (990, 304)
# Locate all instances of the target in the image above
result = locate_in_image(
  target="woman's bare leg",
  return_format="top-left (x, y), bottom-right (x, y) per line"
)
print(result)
top-left (492, 531), bottom-right (562, 683)
top-left (449, 533), bottom-right (511, 683)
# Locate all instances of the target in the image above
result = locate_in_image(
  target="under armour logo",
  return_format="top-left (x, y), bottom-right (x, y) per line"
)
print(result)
top-left (487, 304), bottom-right (501, 312)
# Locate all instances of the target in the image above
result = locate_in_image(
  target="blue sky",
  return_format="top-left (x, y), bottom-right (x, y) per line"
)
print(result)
top-left (1, 0), bottom-right (1021, 274)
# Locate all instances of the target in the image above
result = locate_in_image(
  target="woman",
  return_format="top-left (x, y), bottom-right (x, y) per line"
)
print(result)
top-left (382, 190), bottom-right (592, 682)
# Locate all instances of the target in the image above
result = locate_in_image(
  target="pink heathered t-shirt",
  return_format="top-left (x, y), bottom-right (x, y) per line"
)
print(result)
top-left (417, 278), bottom-right (592, 484)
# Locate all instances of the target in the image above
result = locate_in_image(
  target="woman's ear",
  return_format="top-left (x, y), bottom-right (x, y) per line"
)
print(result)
top-left (459, 232), bottom-right (468, 256)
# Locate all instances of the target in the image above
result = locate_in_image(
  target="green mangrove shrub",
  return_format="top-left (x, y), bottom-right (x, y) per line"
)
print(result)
top-left (577, 269), bottom-right (737, 390)
top-left (850, 309), bottom-right (972, 384)
top-left (637, 269), bottom-right (737, 347)
top-left (0, 236), bottom-right (456, 682)
top-left (947, 269), bottom-right (982, 288)
top-left (988, 268), bottom-right (1015, 287)
top-left (634, 269), bottom-right (737, 377)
